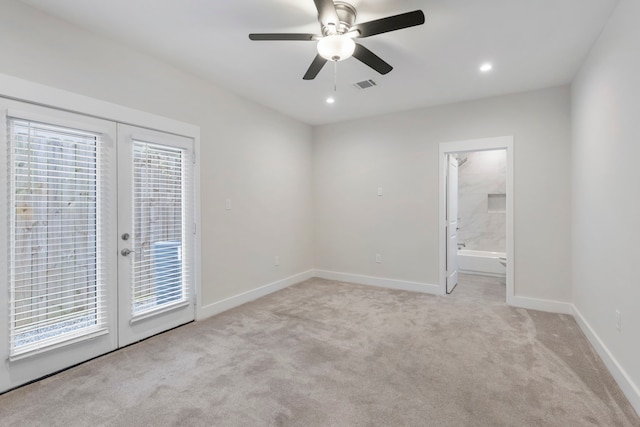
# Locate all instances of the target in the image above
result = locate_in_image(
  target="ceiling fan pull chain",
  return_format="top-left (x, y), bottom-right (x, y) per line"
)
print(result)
top-left (334, 60), bottom-right (338, 92)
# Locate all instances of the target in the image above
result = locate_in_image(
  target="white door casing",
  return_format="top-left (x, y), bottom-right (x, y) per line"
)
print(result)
top-left (438, 136), bottom-right (514, 302)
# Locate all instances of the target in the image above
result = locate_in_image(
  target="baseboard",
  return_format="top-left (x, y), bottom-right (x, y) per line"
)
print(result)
top-left (572, 305), bottom-right (640, 417)
top-left (313, 269), bottom-right (442, 295)
top-left (507, 295), bottom-right (573, 315)
top-left (196, 270), bottom-right (314, 321)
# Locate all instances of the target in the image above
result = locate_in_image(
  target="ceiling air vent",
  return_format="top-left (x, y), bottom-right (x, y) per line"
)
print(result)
top-left (353, 79), bottom-right (378, 90)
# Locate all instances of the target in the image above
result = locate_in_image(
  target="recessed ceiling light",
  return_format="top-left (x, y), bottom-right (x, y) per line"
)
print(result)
top-left (480, 63), bottom-right (493, 72)
top-left (326, 97), bottom-right (335, 104)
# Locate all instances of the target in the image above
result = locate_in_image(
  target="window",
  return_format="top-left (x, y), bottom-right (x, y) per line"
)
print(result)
top-left (131, 141), bottom-right (188, 315)
top-left (7, 117), bottom-right (107, 357)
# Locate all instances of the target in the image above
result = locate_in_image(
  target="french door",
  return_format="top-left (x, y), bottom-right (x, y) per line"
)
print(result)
top-left (0, 101), bottom-right (195, 392)
top-left (116, 125), bottom-right (195, 347)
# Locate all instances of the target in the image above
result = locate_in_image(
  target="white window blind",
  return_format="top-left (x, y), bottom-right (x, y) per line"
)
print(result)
top-left (131, 141), bottom-right (188, 316)
top-left (8, 118), bottom-right (108, 357)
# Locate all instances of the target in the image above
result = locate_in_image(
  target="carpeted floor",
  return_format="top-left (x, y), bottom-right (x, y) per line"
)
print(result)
top-left (0, 275), bottom-right (638, 426)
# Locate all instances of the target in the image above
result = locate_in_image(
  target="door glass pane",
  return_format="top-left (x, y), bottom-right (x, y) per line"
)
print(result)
top-left (8, 119), bottom-right (107, 357)
top-left (131, 142), bottom-right (186, 315)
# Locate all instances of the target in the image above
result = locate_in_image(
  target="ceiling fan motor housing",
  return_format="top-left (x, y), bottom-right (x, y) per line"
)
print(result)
top-left (322, 1), bottom-right (357, 35)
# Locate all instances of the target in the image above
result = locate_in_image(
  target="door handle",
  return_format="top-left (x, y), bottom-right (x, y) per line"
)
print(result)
top-left (121, 248), bottom-right (136, 256)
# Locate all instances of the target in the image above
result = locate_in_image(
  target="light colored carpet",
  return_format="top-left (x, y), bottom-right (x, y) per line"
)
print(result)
top-left (0, 275), bottom-right (638, 426)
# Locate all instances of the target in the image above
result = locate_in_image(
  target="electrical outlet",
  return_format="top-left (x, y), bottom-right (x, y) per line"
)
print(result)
top-left (274, 256), bottom-right (279, 266)
top-left (375, 253), bottom-right (382, 263)
top-left (615, 310), bottom-right (622, 332)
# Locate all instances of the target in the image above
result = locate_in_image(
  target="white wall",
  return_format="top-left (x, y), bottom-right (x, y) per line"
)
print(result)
top-left (0, 0), bottom-right (314, 308)
top-left (572, 0), bottom-right (640, 410)
top-left (314, 86), bottom-right (572, 302)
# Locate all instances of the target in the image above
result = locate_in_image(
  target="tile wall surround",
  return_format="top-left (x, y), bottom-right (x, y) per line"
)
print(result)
top-left (456, 149), bottom-right (506, 252)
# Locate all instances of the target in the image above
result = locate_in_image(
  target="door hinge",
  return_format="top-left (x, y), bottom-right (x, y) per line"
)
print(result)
top-left (193, 222), bottom-right (197, 235)
top-left (192, 150), bottom-right (196, 164)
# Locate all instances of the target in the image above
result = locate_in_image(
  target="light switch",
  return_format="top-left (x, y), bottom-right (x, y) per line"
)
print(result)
top-left (377, 187), bottom-right (383, 196)
top-left (225, 199), bottom-right (232, 210)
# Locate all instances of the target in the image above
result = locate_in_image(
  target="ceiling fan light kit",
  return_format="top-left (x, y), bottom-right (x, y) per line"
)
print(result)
top-left (249, 0), bottom-right (425, 80)
top-left (317, 35), bottom-right (355, 61)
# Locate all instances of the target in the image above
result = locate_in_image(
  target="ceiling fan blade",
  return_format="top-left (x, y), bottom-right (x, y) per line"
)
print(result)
top-left (352, 10), bottom-right (425, 38)
top-left (249, 33), bottom-right (318, 41)
top-left (303, 54), bottom-right (328, 80)
top-left (352, 44), bottom-right (393, 75)
top-left (313, 0), bottom-right (339, 27)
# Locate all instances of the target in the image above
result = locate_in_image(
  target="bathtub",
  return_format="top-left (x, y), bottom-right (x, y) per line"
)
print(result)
top-left (457, 249), bottom-right (506, 277)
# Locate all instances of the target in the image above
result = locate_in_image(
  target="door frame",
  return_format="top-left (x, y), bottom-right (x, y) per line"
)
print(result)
top-left (438, 136), bottom-right (514, 303)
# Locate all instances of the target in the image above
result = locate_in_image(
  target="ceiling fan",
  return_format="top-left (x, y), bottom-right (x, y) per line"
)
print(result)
top-left (249, 0), bottom-right (425, 80)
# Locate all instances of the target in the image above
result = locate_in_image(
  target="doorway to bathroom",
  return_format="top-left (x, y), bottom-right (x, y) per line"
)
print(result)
top-left (438, 137), bottom-right (514, 302)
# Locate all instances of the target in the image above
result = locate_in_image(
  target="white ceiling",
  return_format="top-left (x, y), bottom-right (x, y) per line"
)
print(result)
top-left (19, 0), bottom-right (618, 125)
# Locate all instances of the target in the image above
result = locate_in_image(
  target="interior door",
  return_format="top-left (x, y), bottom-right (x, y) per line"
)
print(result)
top-left (116, 124), bottom-right (195, 347)
top-left (446, 155), bottom-right (459, 294)
top-left (0, 100), bottom-right (118, 391)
